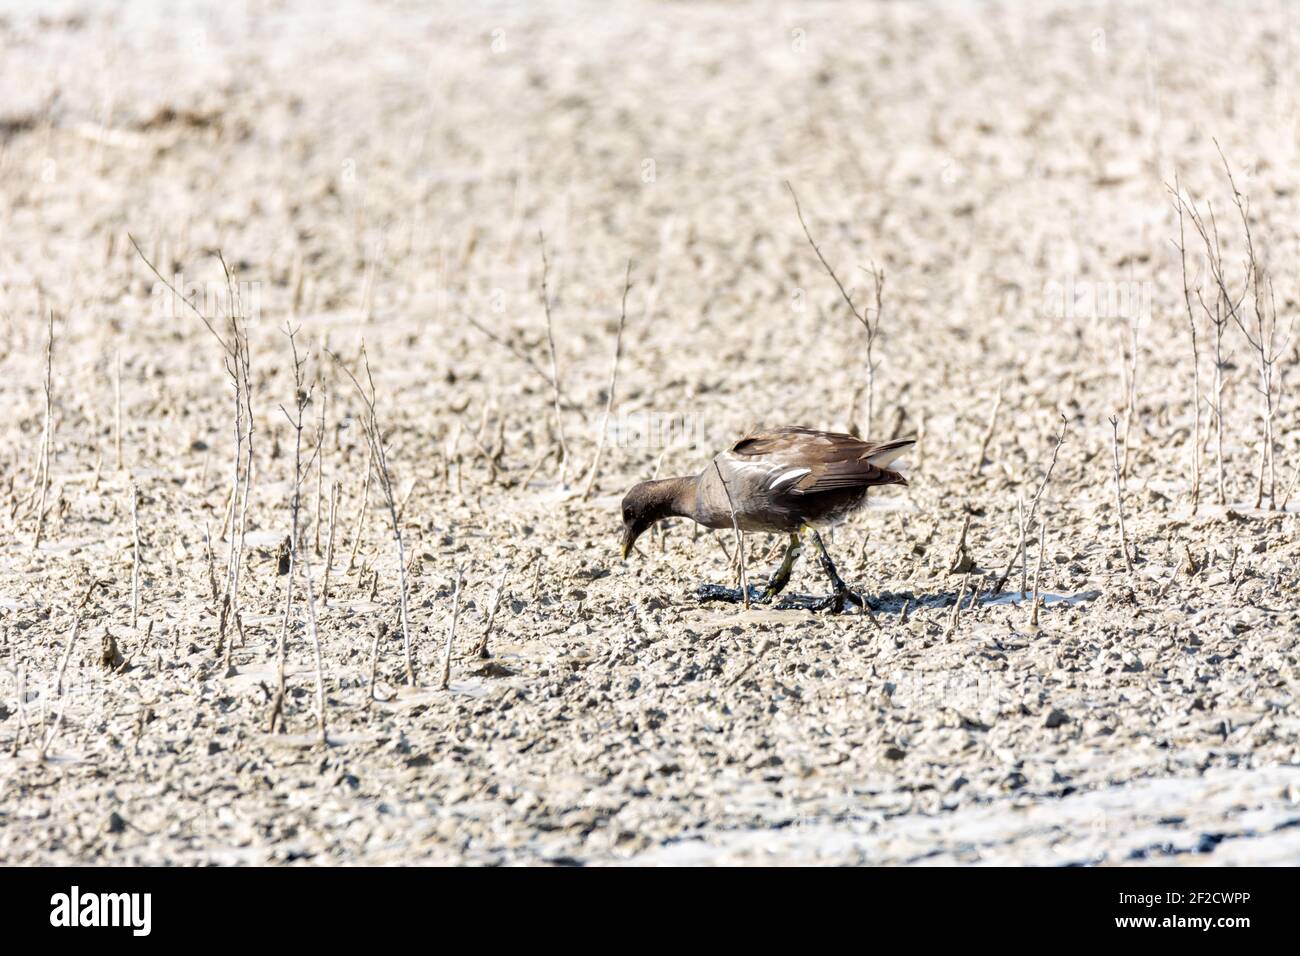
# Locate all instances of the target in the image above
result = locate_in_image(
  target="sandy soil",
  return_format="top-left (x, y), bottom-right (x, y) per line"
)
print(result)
top-left (1, 0), bottom-right (1299, 865)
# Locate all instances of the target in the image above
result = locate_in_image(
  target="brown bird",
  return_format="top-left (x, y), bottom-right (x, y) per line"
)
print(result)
top-left (620, 426), bottom-right (913, 612)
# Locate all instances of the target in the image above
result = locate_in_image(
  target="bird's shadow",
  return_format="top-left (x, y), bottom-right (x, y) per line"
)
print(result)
top-left (696, 584), bottom-right (845, 612)
top-left (696, 583), bottom-right (1100, 615)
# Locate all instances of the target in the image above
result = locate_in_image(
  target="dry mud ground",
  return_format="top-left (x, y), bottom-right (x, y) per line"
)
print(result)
top-left (2, 0), bottom-right (1300, 865)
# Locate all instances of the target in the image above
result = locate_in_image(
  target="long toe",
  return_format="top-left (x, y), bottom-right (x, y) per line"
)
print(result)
top-left (824, 594), bottom-right (849, 614)
top-left (840, 589), bottom-right (881, 625)
top-left (829, 589), bottom-right (870, 615)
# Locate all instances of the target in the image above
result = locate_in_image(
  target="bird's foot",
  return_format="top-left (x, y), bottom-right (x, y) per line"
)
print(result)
top-left (782, 588), bottom-right (875, 617)
top-left (833, 588), bottom-right (866, 614)
top-left (792, 594), bottom-right (847, 613)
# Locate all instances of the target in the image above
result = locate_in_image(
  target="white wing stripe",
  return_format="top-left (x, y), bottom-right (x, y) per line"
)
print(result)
top-left (768, 467), bottom-right (811, 489)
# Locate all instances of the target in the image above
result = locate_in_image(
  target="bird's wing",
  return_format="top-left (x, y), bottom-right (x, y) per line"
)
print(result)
top-left (729, 425), bottom-right (829, 457)
top-left (730, 427), bottom-right (913, 495)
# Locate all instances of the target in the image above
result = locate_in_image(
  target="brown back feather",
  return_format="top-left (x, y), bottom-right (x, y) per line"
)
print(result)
top-left (730, 426), bottom-right (911, 495)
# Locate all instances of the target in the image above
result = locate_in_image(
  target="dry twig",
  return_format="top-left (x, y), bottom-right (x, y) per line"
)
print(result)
top-left (582, 260), bottom-right (632, 499)
top-left (1169, 174), bottom-right (1202, 513)
top-left (1030, 523), bottom-right (1046, 627)
top-left (132, 238), bottom-right (256, 660)
top-left (270, 326), bottom-right (322, 731)
top-left (538, 231), bottom-right (570, 483)
top-left (439, 566), bottom-right (465, 690)
top-left (971, 382), bottom-right (1003, 477)
top-left (130, 483), bottom-right (141, 629)
top-left (992, 415), bottom-right (1068, 594)
top-left (474, 566), bottom-right (510, 659)
top-left (329, 346), bottom-right (417, 685)
top-left (786, 181), bottom-right (885, 436)
top-left (713, 461), bottom-right (748, 608)
top-left (31, 310), bottom-right (55, 550)
top-left (1109, 416), bottom-right (1137, 586)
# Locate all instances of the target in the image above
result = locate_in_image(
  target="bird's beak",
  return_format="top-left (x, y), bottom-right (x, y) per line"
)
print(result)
top-left (620, 524), bottom-right (637, 561)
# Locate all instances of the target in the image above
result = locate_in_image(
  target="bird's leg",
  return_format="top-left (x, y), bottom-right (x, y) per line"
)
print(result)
top-left (755, 533), bottom-right (802, 604)
top-left (805, 529), bottom-right (868, 614)
top-left (697, 533), bottom-right (802, 606)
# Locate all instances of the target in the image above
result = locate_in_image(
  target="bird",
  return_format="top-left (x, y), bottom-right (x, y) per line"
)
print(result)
top-left (620, 426), bottom-right (914, 612)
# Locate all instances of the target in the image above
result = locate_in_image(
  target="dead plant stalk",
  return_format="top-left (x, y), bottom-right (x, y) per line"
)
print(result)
top-left (330, 346), bottom-right (416, 685)
top-left (439, 566), bottom-right (465, 690)
top-left (130, 483), bottom-right (141, 629)
top-left (129, 238), bottom-right (255, 661)
top-left (475, 565), bottom-right (509, 658)
top-left (1215, 144), bottom-right (1290, 508)
top-left (787, 181), bottom-right (884, 436)
top-left (538, 231), bottom-right (570, 483)
top-left (972, 382), bottom-right (1003, 476)
top-left (713, 461), bottom-right (749, 608)
top-left (992, 415), bottom-right (1068, 595)
top-left (1169, 174), bottom-right (1202, 513)
top-left (270, 326), bottom-right (324, 733)
top-left (1109, 416), bottom-right (1137, 584)
top-left (582, 260), bottom-right (633, 499)
top-left (31, 310), bottom-right (55, 550)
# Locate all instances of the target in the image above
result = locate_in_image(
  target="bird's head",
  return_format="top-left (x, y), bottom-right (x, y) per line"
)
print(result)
top-left (619, 479), bottom-right (681, 560)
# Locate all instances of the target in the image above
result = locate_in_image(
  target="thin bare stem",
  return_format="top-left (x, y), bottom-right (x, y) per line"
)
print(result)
top-left (329, 347), bottom-right (416, 685)
top-left (128, 233), bottom-right (232, 353)
top-left (1169, 175), bottom-right (1202, 513)
top-left (299, 546), bottom-right (328, 745)
top-left (712, 461), bottom-right (749, 609)
top-left (54, 580), bottom-right (105, 697)
top-left (347, 444), bottom-right (373, 573)
top-left (971, 382), bottom-right (1003, 477)
top-left (136, 242), bottom-right (256, 662)
top-left (1030, 523), bottom-right (1046, 627)
top-left (31, 310), bottom-right (55, 550)
top-left (130, 483), bottom-right (141, 629)
top-left (323, 480), bottom-right (339, 603)
top-left (269, 326), bottom-right (315, 730)
top-left (463, 313), bottom-right (579, 410)
top-left (203, 522), bottom-right (220, 603)
top-left (944, 575), bottom-right (970, 641)
top-left (365, 621), bottom-right (388, 710)
top-left (1214, 142), bottom-right (1288, 508)
top-left (474, 566), bottom-right (509, 659)
top-left (582, 260), bottom-right (632, 499)
top-left (439, 566), bottom-right (465, 690)
top-left (538, 231), bottom-right (570, 483)
top-left (786, 181), bottom-right (884, 435)
top-left (992, 415), bottom-right (1068, 594)
top-left (1109, 416), bottom-right (1137, 586)
top-left (1120, 315), bottom-right (1140, 480)
top-left (1017, 494), bottom-right (1028, 598)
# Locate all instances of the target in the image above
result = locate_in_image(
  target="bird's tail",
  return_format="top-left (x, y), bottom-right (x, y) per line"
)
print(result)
top-left (864, 438), bottom-right (915, 469)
